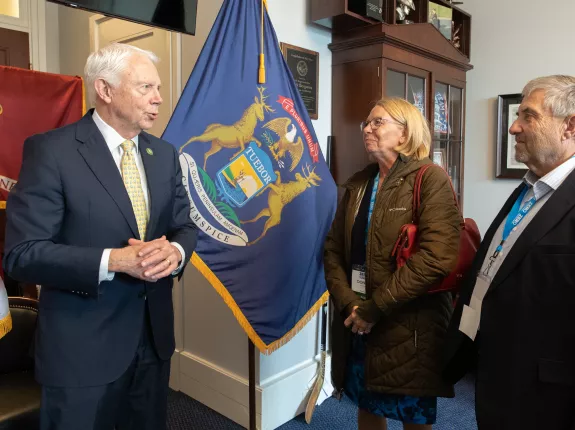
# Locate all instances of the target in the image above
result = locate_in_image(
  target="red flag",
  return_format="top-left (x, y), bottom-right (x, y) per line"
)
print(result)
top-left (0, 66), bottom-right (84, 202)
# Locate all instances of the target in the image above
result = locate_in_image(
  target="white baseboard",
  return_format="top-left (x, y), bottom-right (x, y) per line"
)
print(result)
top-left (260, 354), bottom-right (334, 429)
top-left (169, 349), bottom-right (181, 392)
top-left (178, 350), bottom-right (263, 429)
top-left (174, 350), bottom-right (333, 430)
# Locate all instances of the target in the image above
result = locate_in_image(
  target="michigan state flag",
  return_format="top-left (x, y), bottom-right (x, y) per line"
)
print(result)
top-left (162, 0), bottom-right (337, 353)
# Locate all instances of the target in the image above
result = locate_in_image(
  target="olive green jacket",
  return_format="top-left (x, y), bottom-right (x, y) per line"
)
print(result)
top-left (325, 155), bottom-right (462, 397)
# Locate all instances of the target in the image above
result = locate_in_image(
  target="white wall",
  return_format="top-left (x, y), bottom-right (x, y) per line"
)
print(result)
top-left (462, 0), bottom-right (575, 233)
top-left (57, 6), bottom-right (92, 77)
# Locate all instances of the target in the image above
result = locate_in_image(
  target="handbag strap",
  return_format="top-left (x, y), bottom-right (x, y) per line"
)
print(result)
top-left (412, 163), bottom-right (461, 224)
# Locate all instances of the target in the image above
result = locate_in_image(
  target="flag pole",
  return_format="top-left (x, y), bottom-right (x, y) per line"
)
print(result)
top-left (253, 0), bottom-right (265, 423)
top-left (304, 136), bottom-right (333, 423)
top-left (304, 304), bottom-right (327, 423)
top-left (249, 339), bottom-right (256, 430)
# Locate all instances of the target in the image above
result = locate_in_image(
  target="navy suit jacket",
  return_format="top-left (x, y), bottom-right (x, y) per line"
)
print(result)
top-left (3, 111), bottom-right (197, 387)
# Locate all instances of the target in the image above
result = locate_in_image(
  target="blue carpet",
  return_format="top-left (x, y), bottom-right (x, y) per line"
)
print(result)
top-left (167, 375), bottom-right (477, 429)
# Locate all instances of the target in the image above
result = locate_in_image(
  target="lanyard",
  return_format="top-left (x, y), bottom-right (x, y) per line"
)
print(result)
top-left (501, 186), bottom-right (534, 249)
top-left (365, 173), bottom-right (380, 245)
top-left (483, 184), bottom-right (536, 276)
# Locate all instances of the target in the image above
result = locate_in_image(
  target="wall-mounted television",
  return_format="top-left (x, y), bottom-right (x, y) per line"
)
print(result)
top-left (48, 0), bottom-right (197, 36)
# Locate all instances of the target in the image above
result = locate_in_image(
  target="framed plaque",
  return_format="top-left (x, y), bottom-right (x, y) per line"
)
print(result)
top-left (280, 43), bottom-right (319, 120)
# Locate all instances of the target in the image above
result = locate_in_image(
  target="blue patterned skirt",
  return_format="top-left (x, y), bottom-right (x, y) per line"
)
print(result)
top-left (344, 334), bottom-right (437, 425)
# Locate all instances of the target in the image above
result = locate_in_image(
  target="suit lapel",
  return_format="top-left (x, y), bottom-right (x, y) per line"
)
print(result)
top-left (489, 171), bottom-right (575, 293)
top-left (139, 133), bottom-right (162, 241)
top-left (76, 112), bottom-right (140, 239)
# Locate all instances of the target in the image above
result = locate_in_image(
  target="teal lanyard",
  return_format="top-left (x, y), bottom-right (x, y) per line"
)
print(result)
top-left (365, 173), bottom-right (379, 246)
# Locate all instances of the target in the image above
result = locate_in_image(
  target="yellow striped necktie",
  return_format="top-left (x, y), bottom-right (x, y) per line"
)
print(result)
top-left (120, 140), bottom-right (148, 240)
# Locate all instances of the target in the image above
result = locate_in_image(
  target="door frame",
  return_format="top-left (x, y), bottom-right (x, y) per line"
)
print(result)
top-left (0, 0), bottom-right (47, 71)
top-left (88, 14), bottom-right (183, 127)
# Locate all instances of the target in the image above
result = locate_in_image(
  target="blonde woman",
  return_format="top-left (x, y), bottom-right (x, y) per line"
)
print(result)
top-left (325, 98), bottom-right (461, 430)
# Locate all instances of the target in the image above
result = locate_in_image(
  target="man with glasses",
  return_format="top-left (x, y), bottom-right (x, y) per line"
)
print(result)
top-left (444, 75), bottom-right (575, 430)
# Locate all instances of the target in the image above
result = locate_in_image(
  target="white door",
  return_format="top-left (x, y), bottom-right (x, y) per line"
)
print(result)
top-left (89, 15), bottom-right (174, 138)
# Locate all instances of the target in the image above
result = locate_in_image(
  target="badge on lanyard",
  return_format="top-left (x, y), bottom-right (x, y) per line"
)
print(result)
top-left (459, 274), bottom-right (490, 340)
top-left (351, 264), bottom-right (366, 299)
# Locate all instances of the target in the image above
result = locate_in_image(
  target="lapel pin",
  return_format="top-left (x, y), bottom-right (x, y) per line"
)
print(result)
top-left (146, 148), bottom-right (154, 155)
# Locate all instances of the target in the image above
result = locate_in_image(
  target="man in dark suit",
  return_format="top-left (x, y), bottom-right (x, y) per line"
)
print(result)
top-left (3, 43), bottom-right (197, 430)
top-left (444, 75), bottom-right (575, 430)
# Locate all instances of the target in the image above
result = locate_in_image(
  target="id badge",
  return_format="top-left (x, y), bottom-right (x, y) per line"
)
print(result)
top-left (351, 264), bottom-right (366, 299)
top-left (458, 274), bottom-right (490, 340)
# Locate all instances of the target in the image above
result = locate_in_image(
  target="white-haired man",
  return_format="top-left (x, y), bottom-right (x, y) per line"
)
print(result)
top-left (3, 43), bottom-right (197, 430)
top-left (444, 75), bottom-right (575, 429)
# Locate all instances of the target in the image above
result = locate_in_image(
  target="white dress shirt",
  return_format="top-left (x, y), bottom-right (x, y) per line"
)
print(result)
top-left (92, 110), bottom-right (185, 283)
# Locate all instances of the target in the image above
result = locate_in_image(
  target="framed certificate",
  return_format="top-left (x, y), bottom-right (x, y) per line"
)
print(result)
top-left (280, 43), bottom-right (319, 120)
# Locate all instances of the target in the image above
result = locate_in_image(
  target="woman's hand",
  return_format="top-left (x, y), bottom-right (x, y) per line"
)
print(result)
top-left (344, 306), bottom-right (375, 335)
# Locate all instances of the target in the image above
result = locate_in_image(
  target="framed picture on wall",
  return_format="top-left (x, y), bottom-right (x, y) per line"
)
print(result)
top-left (496, 93), bottom-right (527, 179)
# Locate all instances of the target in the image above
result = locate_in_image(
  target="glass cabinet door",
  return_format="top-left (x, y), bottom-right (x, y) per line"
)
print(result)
top-left (432, 82), bottom-right (464, 202)
top-left (407, 75), bottom-right (425, 116)
top-left (386, 69), bottom-right (406, 99)
top-left (384, 61), bottom-right (428, 116)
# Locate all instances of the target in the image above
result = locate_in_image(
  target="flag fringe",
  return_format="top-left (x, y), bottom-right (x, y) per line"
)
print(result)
top-left (191, 253), bottom-right (329, 355)
top-left (0, 201), bottom-right (5, 209)
top-left (0, 313), bottom-right (12, 339)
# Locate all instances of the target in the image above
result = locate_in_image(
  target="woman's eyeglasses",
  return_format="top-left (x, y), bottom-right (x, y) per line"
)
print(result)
top-left (360, 117), bottom-right (403, 131)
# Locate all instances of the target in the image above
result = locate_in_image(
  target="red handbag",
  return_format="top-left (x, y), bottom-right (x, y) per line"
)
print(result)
top-left (391, 164), bottom-right (481, 294)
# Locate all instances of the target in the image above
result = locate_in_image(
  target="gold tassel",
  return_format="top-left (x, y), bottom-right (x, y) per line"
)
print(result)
top-left (258, 54), bottom-right (266, 84)
top-left (0, 313), bottom-right (12, 339)
top-left (191, 253), bottom-right (330, 355)
top-left (0, 201), bottom-right (5, 209)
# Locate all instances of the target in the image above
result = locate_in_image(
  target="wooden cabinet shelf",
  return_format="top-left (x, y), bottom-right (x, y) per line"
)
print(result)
top-left (312, 0), bottom-right (471, 58)
top-left (311, 1), bottom-right (380, 32)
